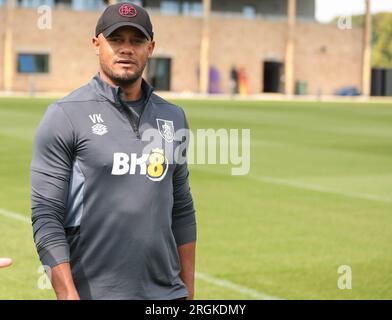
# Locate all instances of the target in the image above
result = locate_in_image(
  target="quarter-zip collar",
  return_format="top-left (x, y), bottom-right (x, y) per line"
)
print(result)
top-left (90, 72), bottom-right (154, 106)
top-left (90, 72), bottom-right (155, 139)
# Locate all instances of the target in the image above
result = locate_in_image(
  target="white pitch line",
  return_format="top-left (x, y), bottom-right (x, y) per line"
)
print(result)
top-left (196, 272), bottom-right (282, 300)
top-left (257, 176), bottom-right (392, 204)
top-left (192, 166), bottom-right (392, 204)
top-left (0, 207), bottom-right (281, 300)
top-left (0, 208), bottom-right (30, 224)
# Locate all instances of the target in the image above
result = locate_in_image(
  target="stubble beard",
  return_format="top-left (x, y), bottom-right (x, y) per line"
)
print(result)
top-left (100, 60), bottom-right (146, 86)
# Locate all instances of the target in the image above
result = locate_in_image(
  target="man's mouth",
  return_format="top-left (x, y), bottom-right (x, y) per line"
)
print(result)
top-left (116, 59), bottom-right (137, 67)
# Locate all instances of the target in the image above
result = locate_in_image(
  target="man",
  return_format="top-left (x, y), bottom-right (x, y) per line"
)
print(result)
top-left (31, 2), bottom-right (196, 300)
top-left (0, 258), bottom-right (12, 268)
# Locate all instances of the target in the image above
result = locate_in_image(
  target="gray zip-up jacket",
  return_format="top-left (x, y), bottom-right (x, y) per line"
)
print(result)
top-left (30, 74), bottom-right (196, 300)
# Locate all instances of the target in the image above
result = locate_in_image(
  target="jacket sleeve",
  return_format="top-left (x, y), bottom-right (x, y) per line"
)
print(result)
top-left (30, 103), bottom-right (75, 268)
top-left (171, 108), bottom-right (196, 246)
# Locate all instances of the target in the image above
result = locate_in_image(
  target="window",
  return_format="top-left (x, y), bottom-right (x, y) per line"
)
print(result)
top-left (17, 54), bottom-right (49, 74)
top-left (55, 0), bottom-right (71, 8)
top-left (121, 0), bottom-right (144, 6)
top-left (17, 0), bottom-right (106, 10)
top-left (160, 0), bottom-right (180, 15)
top-left (72, 0), bottom-right (107, 11)
top-left (17, 0), bottom-right (54, 8)
top-left (147, 58), bottom-right (171, 91)
top-left (243, 5), bottom-right (256, 19)
top-left (182, 1), bottom-right (202, 17)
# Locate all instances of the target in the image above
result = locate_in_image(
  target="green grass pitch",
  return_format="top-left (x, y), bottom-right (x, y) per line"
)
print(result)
top-left (0, 97), bottom-right (391, 299)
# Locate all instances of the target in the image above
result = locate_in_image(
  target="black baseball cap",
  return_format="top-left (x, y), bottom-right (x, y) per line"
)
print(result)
top-left (95, 2), bottom-right (154, 41)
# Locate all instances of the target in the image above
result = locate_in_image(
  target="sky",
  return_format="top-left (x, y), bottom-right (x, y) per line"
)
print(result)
top-left (316, 0), bottom-right (392, 23)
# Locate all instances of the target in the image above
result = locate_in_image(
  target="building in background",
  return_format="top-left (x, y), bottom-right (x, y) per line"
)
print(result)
top-left (0, 0), bottom-right (368, 95)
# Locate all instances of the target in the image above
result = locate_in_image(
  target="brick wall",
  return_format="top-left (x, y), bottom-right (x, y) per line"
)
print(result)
top-left (0, 7), bottom-right (363, 95)
top-left (0, 8), bottom-right (4, 91)
top-left (9, 8), bottom-right (99, 92)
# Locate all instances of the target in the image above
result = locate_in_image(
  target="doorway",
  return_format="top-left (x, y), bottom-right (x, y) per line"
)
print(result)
top-left (263, 61), bottom-right (283, 93)
top-left (147, 57), bottom-right (171, 91)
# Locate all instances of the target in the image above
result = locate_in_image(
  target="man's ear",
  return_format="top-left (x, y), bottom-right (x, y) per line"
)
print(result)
top-left (148, 40), bottom-right (155, 58)
top-left (92, 37), bottom-right (100, 56)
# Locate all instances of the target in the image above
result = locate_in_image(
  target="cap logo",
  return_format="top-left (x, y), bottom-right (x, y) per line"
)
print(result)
top-left (119, 4), bottom-right (138, 18)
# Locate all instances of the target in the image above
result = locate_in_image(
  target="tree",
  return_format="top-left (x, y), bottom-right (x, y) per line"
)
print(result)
top-left (372, 13), bottom-right (392, 67)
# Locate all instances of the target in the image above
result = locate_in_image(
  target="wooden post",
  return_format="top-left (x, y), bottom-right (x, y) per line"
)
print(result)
top-left (362, 0), bottom-right (372, 96)
top-left (199, 0), bottom-right (211, 94)
top-left (285, 0), bottom-right (296, 96)
top-left (4, 0), bottom-right (16, 92)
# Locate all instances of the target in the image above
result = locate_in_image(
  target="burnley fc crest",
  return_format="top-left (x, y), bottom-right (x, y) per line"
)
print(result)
top-left (156, 119), bottom-right (174, 143)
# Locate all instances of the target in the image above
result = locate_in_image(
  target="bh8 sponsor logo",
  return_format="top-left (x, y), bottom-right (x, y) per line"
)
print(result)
top-left (111, 148), bottom-right (168, 182)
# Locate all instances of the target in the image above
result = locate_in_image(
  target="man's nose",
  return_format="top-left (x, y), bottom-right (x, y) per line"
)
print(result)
top-left (119, 42), bottom-right (135, 55)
